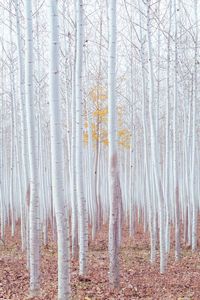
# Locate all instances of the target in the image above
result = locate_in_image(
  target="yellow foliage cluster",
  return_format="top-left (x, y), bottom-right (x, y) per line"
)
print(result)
top-left (118, 129), bottom-right (131, 149)
top-left (84, 85), bottom-right (131, 149)
top-left (83, 132), bottom-right (88, 144)
top-left (89, 85), bottom-right (107, 102)
top-left (84, 123), bottom-right (130, 149)
top-left (93, 108), bottom-right (108, 117)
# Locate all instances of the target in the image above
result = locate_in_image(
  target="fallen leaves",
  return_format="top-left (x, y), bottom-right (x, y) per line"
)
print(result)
top-left (78, 276), bottom-right (92, 282)
top-left (1, 224), bottom-right (200, 299)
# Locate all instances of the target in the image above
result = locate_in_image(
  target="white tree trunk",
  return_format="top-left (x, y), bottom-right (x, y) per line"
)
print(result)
top-left (49, 1), bottom-right (71, 299)
top-left (25, 0), bottom-right (40, 296)
top-left (173, 0), bottom-right (181, 261)
top-left (146, 0), bottom-right (166, 273)
top-left (108, 0), bottom-right (122, 288)
top-left (191, 0), bottom-right (198, 252)
top-left (75, 0), bottom-right (88, 276)
top-left (14, 0), bottom-right (28, 252)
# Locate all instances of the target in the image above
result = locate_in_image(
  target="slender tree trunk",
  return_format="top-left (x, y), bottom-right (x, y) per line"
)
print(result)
top-left (75, 0), bottom-right (88, 276)
top-left (173, 0), bottom-right (181, 261)
top-left (71, 57), bottom-right (78, 259)
top-left (191, 0), bottom-right (198, 252)
top-left (165, 0), bottom-right (172, 256)
top-left (25, 0), bottom-right (40, 296)
top-left (146, 0), bottom-right (166, 273)
top-left (14, 0), bottom-right (28, 252)
top-left (49, 1), bottom-right (71, 299)
top-left (108, 0), bottom-right (122, 288)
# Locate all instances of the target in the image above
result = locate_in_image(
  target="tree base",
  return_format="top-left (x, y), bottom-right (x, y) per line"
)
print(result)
top-left (28, 288), bottom-right (40, 299)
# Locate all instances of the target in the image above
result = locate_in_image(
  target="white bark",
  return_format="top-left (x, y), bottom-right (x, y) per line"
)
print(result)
top-left (108, 0), bottom-right (122, 288)
top-left (191, 0), bottom-right (198, 252)
top-left (14, 0), bottom-right (28, 252)
top-left (146, 0), bottom-right (166, 273)
top-left (25, 0), bottom-right (40, 295)
top-left (75, 0), bottom-right (88, 276)
top-left (49, 1), bottom-right (71, 299)
top-left (173, 0), bottom-right (180, 261)
top-left (71, 60), bottom-right (78, 259)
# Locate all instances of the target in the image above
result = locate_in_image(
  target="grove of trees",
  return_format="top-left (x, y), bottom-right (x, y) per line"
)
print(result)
top-left (0, 0), bottom-right (199, 299)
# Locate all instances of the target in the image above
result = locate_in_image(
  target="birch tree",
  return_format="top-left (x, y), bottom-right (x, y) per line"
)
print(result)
top-left (14, 0), bottom-right (28, 253)
top-left (191, 0), bottom-right (198, 252)
top-left (108, 0), bottom-right (122, 288)
top-left (49, 0), bottom-right (70, 298)
top-left (25, 0), bottom-right (40, 296)
top-left (146, 0), bottom-right (166, 273)
top-left (75, 0), bottom-right (88, 276)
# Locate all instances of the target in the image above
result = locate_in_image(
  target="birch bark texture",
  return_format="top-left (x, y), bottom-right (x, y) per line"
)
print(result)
top-left (49, 1), bottom-right (70, 299)
top-left (14, 0), bottom-right (28, 253)
top-left (25, 0), bottom-right (40, 296)
top-left (75, 0), bottom-right (88, 276)
top-left (108, 0), bottom-right (122, 288)
top-left (146, 0), bottom-right (166, 273)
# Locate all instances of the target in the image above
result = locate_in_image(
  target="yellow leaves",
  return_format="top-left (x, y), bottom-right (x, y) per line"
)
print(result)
top-left (91, 122), bottom-right (96, 131)
top-left (117, 128), bottom-right (131, 149)
top-left (118, 140), bottom-right (130, 149)
top-left (100, 129), bottom-right (108, 146)
top-left (85, 85), bottom-right (130, 149)
top-left (118, 129), bottom-right (128, 137)
top-left (92, 131), bottom-right (98, 141)
top-left (83, 122), bottom-right (131, 149)
top-left (92, 127), bottom-right (107, 143)
top-left (102, 139), bottom-right (109, 146)
top-left (93, 108), bottom-right (108, 125)
top-left (83, 132), bottom-right (88, 144)
top-left (84, 124), bottom-right (107, 145)
top-left (93, 108), bottom-right (108, 118)
top-left (89, 85), bottom-right (107, 102)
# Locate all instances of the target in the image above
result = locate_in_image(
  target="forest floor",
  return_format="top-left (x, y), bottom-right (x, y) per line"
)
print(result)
top-left (1, 223), bottom-right (200, 300)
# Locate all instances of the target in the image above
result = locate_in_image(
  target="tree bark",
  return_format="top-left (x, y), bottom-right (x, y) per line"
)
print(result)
top-left (49, 1), bottom-right (71, 298)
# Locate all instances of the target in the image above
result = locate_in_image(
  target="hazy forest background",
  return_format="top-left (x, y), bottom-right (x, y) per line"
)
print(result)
top-left (0, 0), bottom-right (200, 299)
